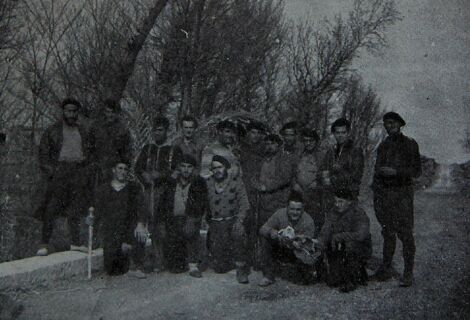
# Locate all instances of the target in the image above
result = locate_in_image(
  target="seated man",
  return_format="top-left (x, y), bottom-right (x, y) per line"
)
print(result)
top-left (316, 189), bottom-right (372, 293)
top-left (90, 159), bottom-right (149, 278)
top-left (258, 191), bottom-right (319, 287)
top-left (158, 154), bottom-right (208, 277)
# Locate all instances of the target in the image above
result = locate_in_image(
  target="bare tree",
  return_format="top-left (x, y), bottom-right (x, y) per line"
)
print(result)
top-left (284, 0), bottom-right (400, 137)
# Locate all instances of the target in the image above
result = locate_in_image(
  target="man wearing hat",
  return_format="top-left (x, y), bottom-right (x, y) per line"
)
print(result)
top-left (293, 128), bottom-right (326, 235)
top-left (316, 188), bottom-right (372, 293)
top-left (371, 111), bottom-right (421, 287)
top-left (158, 154), bottom-right (208, 277)
top-left (89, 99), bottom-right (133, 184)
top-left (205, 155), bottom-right (251, 283)
top-left (200, 119), bottom-right (241, 179)
top-left (36, 98), bottom-right (96, 256)
top-left (90, 159), bottom-right (149, 278)
top-left (134, 115), bottom-right (183, 270)
top-left (258, 191), bottom-right (318, 287)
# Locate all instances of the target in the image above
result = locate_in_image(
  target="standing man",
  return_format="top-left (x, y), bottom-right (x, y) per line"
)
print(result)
top-left (90, 99), bottom-right (132, 184)
top-left (206, 155), bottom-right (251, 284)
top-left (172, 116), bottom-right (203, 168)
top-left (316, 189), bottom-right (372, 293)
top-left (321, 118), bottom-right (364, 201)
top-left (91, 159), bottom-right (148, 278)
top-left (258, 191), bottom-right (317, 287)
top-left (200, 120), bottom-right (241, 179)
top-left (37, 98), bottom-right (96, 256)
top-left (371, 112), bottom-right (421, 287)
top-left (134, 116), bottom-right (183, 270)
top-left (279, 121), bottom-right (303, 160)
top-left (293, 128), bottom-right (325, 235)
top-left (158, 154), bottom-right (208, 277)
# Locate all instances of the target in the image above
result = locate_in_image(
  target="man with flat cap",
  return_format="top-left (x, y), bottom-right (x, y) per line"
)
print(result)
top-left (158, 154), bottom-right (208, 277)
top-left (200, 119), bottom-right (241, 179)
top-left (36, 98), bottom-right (96, 256)
top-left (371, 111), bottom-right (421, 287)
top-left (205, 154), bottom-right (251, 283)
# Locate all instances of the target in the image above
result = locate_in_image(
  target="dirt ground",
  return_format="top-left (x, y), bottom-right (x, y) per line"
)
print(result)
top-left (9, 191), bottom-right (470, 320)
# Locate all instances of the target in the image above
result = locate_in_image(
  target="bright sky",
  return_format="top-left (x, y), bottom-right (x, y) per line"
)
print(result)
top-left (285, 0), bottom-right (470, 164)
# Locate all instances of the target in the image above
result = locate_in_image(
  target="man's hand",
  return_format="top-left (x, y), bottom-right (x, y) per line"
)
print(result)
top-left (331, 234), bottom-right (345, 250)
top-left (121, 243), bottom-right (132, 255)
top-left (379, 166), bottom-right (397, 177)
top-left (134, 222), bottom-right (148, 244)
top-left (251, 178), bottom-right (267, 192)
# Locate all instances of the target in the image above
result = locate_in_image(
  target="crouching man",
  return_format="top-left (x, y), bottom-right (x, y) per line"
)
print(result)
top-left (258, 191), bottom-right (319, 287)
top-left (158, 154), bottom-right (208, 277)
top-left (316, 189), bottom-right (372, 292)
top-left (90, 159), bottom-right (149, 278)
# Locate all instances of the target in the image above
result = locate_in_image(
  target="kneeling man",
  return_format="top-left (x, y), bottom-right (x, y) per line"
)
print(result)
top-left (258, 191), bottom-right (318, 287)
top-left (316, 189), bottom-right (372, 292)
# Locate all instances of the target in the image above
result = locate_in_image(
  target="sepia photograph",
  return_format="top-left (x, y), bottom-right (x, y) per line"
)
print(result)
top-left (0, 0), bottom-right (468, 319)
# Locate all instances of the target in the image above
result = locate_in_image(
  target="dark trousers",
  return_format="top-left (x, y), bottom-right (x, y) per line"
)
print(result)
top-left (260, 237), bottom-right (316, 284)
top-left (208, 218), bottom-right (248, 273)
top-left (41, 162), bottom-right (92, 246)
top-left (303, 188), bottom-right (324, 237)
top-left (163, 216), bottom-right (201, 272)
top-left (103, 239), bottom-right (145, 276)
top-left (374, 186), bottom-right (415, 275)
top-left (326, 246), bottom-right (368, 287)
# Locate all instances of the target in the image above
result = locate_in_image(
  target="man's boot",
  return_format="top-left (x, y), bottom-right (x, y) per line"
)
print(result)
top-left (400, 235), bottom-right (415, 287)
top-left (371, 234), bottom-right (395, 282)
top-left (235, 262), bottom-right (249, 284)
top-left (188, 263), bottom-right (202, 278)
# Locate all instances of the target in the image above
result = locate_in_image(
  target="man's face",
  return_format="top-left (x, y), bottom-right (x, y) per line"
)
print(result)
top-left (219, 128), bottom-right (236, 146)
top-left (384, 119), bottom-right (401, 136)
top-left (153, 126), bottom-right (167, 144)
top-left (303, 136), bottom-right (318, 152)
top-left (287, 201), bottom-right (303, 222)
top-left (247, 128), bottom-right (263, 145)
top-left (112, 163), bottom-right (129, 183)
top-left (282, 128), bottom-right (297, 147)
top-left (182, 120), bottom-right (196, 140)
top-left (334, 196), bottom-right (351, 213)
top-left (179, 162), bottom-right (195, 180)
top-left (103, 106), bottom-right (119, 124)
top-left (211, 161), bottom-right (228, 181)
top-left (63, 104), bottom-right (79, 126)
top-left (333, 126), bottom-right (349, 145)
top-left (265, 140), bottom-right (279, 155)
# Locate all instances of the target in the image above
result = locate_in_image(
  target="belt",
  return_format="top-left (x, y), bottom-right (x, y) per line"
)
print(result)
top-left (210, 215), bottom-right (238, 222)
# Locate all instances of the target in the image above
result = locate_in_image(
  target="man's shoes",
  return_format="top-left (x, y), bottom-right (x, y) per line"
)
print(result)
top-left (340, 281), bottom-right (357, 293)
top-left (399, 273), bottom-right (413, 287)
top-left (36, 247), bottom-right (49, 256)
top-left (188, 263), bottom-right (202, 278)
top-left (236, 270), bottom-right (249, 284)
top-left (70, 245), bottom-right (88, 253)
top-left (127, 270), bottom-right (147, 279)
top-left (258, 277), bottom-right (275, 287)
top-left (370, 266), bottom-right (393, 282)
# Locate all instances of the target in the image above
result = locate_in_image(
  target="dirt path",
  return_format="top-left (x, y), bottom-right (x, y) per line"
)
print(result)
top-left (14, 191), bottom-right (470, 320)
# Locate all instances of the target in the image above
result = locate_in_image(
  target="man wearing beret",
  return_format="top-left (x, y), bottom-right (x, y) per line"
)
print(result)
top-left (90, 159), bottom-right (148, 278)
top-left (293, 128), bottom-right (326, 235)
top-left (371, 112), bottom-right (421, 287)
top-left (134, 116), bottom-right (183, 270)
top-left (158, 154), bottom-right (208, 277)
top-left (36, 98), bottom-right (96, 256)
top-left (89, 99), bottom-right (133, 184)
top-left (205, 155), bottom-right (251, 283)
top-left (258, 191), bottom-right (318, 287)
top-left (200, 119), bottom-right (241, 179)
top-left (316, 189), bottom-right (372, 293)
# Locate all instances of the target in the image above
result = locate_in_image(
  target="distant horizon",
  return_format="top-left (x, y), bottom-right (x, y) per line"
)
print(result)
top-left (285, 0), bottom-right (470, 164)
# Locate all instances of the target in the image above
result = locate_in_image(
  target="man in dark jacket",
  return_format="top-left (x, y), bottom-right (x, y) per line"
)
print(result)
top-left (158, 154), bottom-right (208, 277)
top-left (91, 159), bottom-right (148, 278)
top-left (316, 189), bottom-right (372, 293)
top-left (134, 116), bottom-right (183, 270)
top-left (89, 99), bottom-right (132, 184)
top-left (371, 112), bottom-right (422, 287)
top-left (37, 98), bottom-right (96, 256)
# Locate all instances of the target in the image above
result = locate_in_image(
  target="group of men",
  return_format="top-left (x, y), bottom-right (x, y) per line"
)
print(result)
top-left (35, 97), bottom-right (421, 292)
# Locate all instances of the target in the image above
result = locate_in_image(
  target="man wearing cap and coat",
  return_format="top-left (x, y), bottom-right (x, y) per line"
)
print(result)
top-left (36, 98), bottom-right (96, 256)
top-left (205, 155), bottom-right (251, 284)
top-left (371, 112), bottom-right (421, 287)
